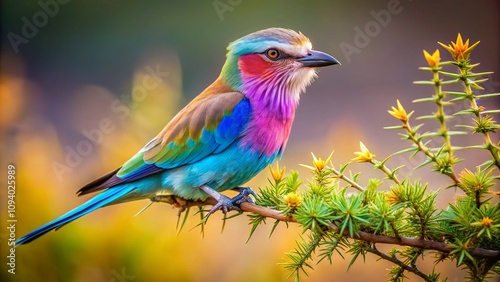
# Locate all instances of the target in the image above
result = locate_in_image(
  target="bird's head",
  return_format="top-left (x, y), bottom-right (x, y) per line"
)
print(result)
top-left (220, 27), bottom-right (340, 104)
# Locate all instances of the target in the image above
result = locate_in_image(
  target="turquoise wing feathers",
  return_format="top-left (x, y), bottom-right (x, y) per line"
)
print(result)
top-left (77, 92), bottom-right (252, 195)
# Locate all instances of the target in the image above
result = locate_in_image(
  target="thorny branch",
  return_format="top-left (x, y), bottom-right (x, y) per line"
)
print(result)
top-left (154, 195), bottom-right (500, 260)
top-left (366, 246), bottom-right (434, 282)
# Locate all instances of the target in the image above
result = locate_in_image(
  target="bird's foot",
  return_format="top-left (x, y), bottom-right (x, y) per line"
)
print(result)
top-left (199, 186), bottom-right (257, 221)
top-left (230, 187), bottom-right (258, 205)
top-left (151, 195), bottom-right (188, 212)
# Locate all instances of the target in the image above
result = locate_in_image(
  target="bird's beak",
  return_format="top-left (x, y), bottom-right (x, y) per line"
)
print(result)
top-left (298, 50), bottom-right (341, 67)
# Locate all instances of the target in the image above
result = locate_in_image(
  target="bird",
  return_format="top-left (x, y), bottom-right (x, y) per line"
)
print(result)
top-left (16, 27), bottom-right (340, 246)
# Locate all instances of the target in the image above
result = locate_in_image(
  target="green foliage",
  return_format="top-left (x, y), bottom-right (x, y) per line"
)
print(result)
top-left (367, 193), bottom-right (404, 236)
top-left (246, 34), bottom-right (500, 281)
top-left (330, 190), bottom-right (369, 237)
top-left (295, 195), bottom-right (334, 232)
top-left (282, 231), bottom-right (323, 281)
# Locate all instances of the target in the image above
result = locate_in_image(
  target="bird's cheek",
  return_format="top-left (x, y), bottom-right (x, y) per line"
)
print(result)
top-left (238, 54), bottom-right (272, 77)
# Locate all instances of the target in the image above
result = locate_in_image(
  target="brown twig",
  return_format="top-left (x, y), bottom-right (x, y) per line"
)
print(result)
top-left (155, 196), bottom-right (500, 259)
top-left (330, 167), bottom-right (365, 192)
top-left (366, 246), bottom-right (434, 282)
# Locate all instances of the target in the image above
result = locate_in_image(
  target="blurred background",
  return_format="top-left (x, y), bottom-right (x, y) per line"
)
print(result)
top-left (1, 0), bottom-right (499, 281)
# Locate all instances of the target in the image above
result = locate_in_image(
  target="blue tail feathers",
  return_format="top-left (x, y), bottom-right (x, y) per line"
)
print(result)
top-left (15, 186), bottom-right (136, 246)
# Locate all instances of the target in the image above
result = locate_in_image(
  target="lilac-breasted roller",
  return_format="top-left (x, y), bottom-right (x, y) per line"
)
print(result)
top-left (16, 28), bottom-right (339, 246)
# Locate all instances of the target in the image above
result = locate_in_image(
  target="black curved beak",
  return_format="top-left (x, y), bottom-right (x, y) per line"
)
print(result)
top-left (298, 50), bottom-right (341, 67)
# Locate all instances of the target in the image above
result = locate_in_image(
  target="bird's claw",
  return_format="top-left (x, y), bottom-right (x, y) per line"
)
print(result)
top-left (200, 186), bottom-right (257, 222)
top-left (207, 194), bottom-right (241, 215)
top-left (230, 187), bottom-right (258, 205)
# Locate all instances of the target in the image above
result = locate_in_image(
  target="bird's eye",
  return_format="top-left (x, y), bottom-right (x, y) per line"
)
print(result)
top-left (265, 48), bottom-right (281, 60)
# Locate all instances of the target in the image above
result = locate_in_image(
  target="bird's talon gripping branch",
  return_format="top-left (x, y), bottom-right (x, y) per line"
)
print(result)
top-left (200, 186), bottom-right (257, 221)
top-left (231, 187), bottom-right (258, 205)
top-left (210, 194), bottom-right (241, 213)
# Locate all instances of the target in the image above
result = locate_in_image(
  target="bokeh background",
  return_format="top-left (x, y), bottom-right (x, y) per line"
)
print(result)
top-left (1, 0), bottom-right (499, 281)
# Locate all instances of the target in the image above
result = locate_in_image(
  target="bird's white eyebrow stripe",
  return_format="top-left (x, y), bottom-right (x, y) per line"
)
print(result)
top-left (253, 41), bottom-right (312, 57)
